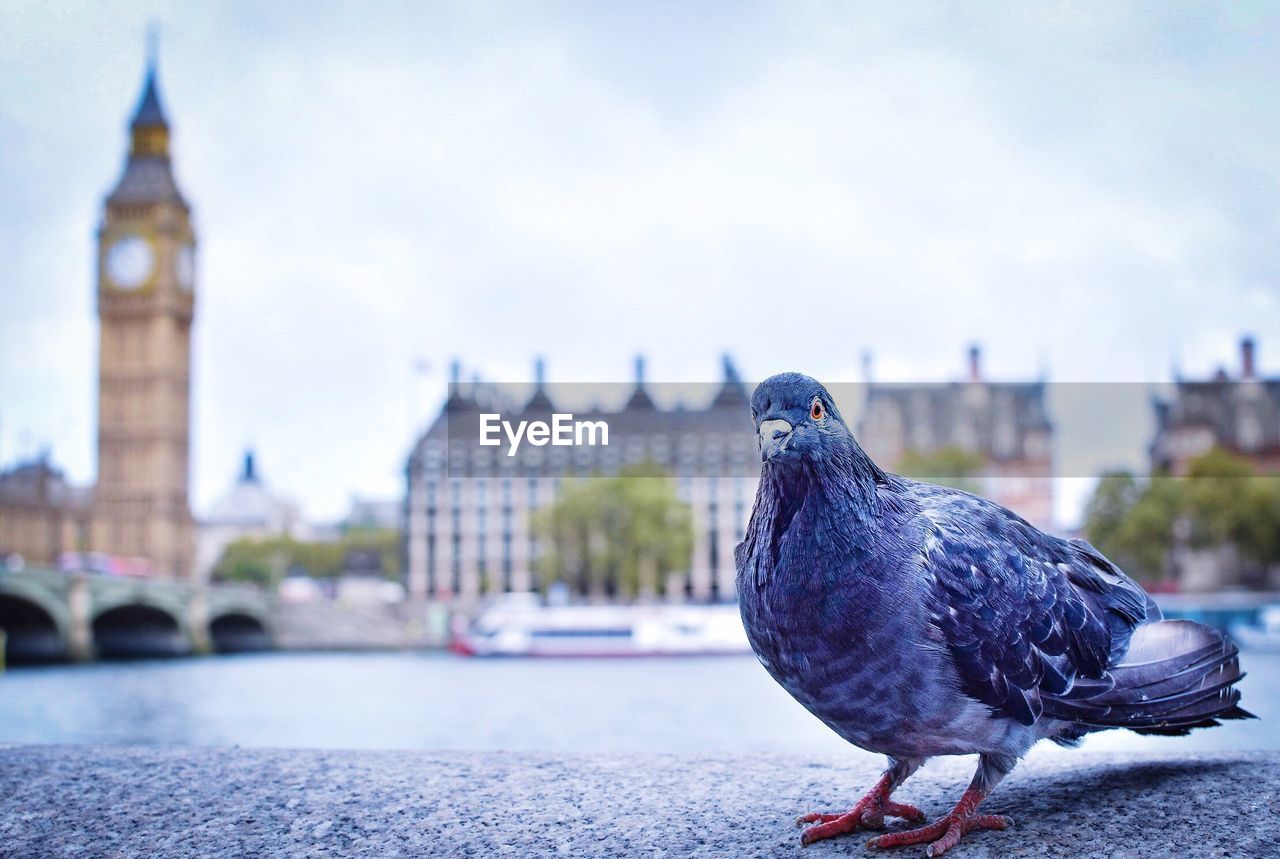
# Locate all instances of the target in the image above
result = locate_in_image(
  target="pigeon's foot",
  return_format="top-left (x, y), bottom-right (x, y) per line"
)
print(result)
top-left (797, 774), bottom-right (925, 847)
top-left (865, 786), bottom-right (1010, 857)
top-left (864, 813), bottom-right (1010, 857)
top-left (797, 800), bottom-right (924, 829)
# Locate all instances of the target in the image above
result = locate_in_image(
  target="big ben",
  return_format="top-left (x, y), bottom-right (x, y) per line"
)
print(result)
top-left (92, 57), bottom-right (196, 579)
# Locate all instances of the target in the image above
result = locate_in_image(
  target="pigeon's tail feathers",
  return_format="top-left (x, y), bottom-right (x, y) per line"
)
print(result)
top-left (1044, 619), bottom-right (1254, 735)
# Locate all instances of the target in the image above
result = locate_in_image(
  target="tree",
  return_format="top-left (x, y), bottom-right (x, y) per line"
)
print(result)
top-left (212, 528), bottom-right (401, 587)
top-left (1082, 470), bottom-right (1143, 555)
top-left (532, 462), bottom-right (694, 600)
top-left (896, 446), bottom-right (986, 493)
top-left (1084, 470), bottom-right (1179, 582)
top-left (1182, 449), bottom-right (1280, 568)
top-left (1083, 448), bottom-right (1280, 586)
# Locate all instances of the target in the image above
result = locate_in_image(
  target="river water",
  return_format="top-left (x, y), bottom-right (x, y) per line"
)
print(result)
top-left (0, 651), bottom-right (1275, 758)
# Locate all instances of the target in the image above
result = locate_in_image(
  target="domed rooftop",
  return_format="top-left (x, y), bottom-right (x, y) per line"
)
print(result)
top-left (204, 451), bottom-right (298, 529)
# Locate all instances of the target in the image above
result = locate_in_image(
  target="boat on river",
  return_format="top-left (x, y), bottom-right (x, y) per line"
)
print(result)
top-left (451, 594), bottom-right (751, 657)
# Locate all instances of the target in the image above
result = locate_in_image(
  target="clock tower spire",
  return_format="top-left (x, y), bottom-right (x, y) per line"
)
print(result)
top-left (93, 42), bottom-right (197, 579)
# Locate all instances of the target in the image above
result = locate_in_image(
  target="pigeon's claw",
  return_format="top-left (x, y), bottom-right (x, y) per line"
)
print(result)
top-left (797, 776), bottom-right (925, 846)
top-left (865, 813), bottom-right (1011, 856)
top-left (873, 801), bottom-right (928, 827)
top-left (865, 787), bottom-right (1010, 857)
top-left (797, 800), bottom-right (926, 837)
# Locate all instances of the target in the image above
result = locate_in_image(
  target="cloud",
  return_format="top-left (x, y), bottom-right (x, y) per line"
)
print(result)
top-left (1, 2), bottom-right (1277, 523)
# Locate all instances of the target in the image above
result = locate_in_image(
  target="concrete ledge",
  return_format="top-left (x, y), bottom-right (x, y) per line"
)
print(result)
top-left (0, 746), bottom-right (1274, 857)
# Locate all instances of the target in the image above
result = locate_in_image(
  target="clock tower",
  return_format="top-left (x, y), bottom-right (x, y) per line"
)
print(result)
top-left (93, 56), bottom-right (197, 578)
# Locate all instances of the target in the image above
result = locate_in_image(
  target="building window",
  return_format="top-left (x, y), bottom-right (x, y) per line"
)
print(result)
top-left (1239, 413), bottom-right (1263, 451)
top-left (502, 531), bottom-right (513, 589)
top-left (450, 533), bottom-right (461, 592)
top-left (477, 506), bottom-right (487, 583)
top-left (426, 533), bottom-right (437, 592)
top-left (678, 477), bottom-right (692, 503)
top-left (708, 526), bottom-right (721, 567)
top-left (733, 477), bottom-right (746, 540)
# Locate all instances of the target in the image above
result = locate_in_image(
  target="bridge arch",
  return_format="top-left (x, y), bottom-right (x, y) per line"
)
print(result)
top-left (92, 603), bottom-right (192, 659)
top-left (208, 611), bottom-right (271, 653)
top-left (0, 592), bottom-right (67, 663)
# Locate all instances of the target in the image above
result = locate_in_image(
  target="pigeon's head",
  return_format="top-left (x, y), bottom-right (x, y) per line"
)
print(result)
top-left (750, 372), bottom-right (853, 466)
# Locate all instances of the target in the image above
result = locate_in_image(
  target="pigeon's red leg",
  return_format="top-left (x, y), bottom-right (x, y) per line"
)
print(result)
top-left (866, 754), bottom-right (1014, 857)
top-left (799, 758), bottom-right (925, 846)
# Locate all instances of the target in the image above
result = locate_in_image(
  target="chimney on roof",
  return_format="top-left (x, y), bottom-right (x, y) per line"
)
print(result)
top-left (967, 345), bottom-right (982, 382)
top-left (1241, 336), bottom-right (1256, 380)
top-left (721, 353), bottom-right (739, 384)
top-left (624, 354), bottom-right (657, 410)
top-left (526, 356), bottom-right (555, 411)
top-left (449, 359), bottom-right (461, 387)
top-left (241, 449), bottom-right (258, 483)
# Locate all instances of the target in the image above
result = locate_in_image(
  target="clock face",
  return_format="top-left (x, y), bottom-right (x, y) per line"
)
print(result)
top-left (105, 235), bottom-right (155, 290)
top-left (176, 245), bottom-right (195, 291)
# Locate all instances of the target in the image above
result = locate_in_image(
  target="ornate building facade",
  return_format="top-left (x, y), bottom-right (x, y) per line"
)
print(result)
top-left (0, 59), bottom-right (198, 578)
top-left (0, 455), bottom-right (92, 567)
top-left (403, 357), bottom-right (756, 604)
top-left (1151, 336), bottom-right (1280, 475)
top-left (0, 60), bottom-right (198, 578)
top-left (91, 59), bottom-right (198, 578)
top-left (403, 351), bottom-right (1059, 605)
top-left (857, 346), bottom-right (1055, 529)
top-left (195, 451), bottom-right (305, 580)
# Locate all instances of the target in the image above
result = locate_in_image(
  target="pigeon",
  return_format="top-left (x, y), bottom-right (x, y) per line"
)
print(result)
top-left (735, 373), bottom-right (1252, 856)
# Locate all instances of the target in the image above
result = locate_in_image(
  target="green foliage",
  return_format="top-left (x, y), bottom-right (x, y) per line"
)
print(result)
top-left (1084, 449), bottom-right (1280, 583)
top-left (896, 446), bottom-right (986, 493)
top-left (532, 462), bottom-right (694, 600)
top-left (1083, 470), bottom-right (1178, 579)
top-left (1081, 471), bottom-right (1143, 554)
top-left (212, 528), bottom-right (401, 586)
top-left (1182, 449), bottom-right (1280, 563)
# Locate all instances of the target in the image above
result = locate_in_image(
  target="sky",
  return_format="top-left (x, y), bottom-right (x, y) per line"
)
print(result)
top-left (2, 1), bottom-right (1278, 525)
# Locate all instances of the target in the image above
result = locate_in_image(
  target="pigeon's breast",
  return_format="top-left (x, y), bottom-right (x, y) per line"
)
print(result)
top-left (740, 547), bottom-right (1002, 758)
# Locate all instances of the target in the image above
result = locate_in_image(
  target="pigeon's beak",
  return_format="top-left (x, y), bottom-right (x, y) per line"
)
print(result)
top-left (758, 419), bottom-right (793, 462)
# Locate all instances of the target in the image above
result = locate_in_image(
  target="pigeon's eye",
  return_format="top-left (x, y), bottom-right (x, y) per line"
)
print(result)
top-left (811, 399), bottom-right (825, 421)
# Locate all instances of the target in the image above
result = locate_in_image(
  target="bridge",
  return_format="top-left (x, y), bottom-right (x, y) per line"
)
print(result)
top-left (0, 567), bottom-right (273, 663)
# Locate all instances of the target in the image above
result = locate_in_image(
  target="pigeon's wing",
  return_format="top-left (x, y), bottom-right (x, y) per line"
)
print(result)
top-left (913, 487), bottom-right (1150, 726)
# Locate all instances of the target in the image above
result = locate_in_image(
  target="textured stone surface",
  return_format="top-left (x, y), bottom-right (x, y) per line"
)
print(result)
top-left (0, 746), bottom-right (1274, 858)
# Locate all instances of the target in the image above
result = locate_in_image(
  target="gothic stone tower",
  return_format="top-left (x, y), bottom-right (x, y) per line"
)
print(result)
top-left (92, 59), bottom-right (196, 578)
